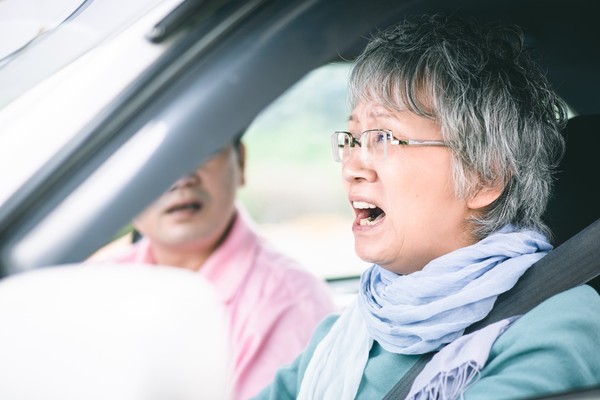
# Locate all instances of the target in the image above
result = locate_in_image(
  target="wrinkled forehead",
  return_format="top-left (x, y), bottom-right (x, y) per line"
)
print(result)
top-left (348, 103), bottom-right (395, 127)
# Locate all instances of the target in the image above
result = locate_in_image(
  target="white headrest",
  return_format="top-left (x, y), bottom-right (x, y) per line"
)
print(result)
top-left (0, 263), bottom-right (231, 400)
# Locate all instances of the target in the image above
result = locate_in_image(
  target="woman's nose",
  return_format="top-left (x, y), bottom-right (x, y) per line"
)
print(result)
top-left (341, 151), bottom-right (377, 183)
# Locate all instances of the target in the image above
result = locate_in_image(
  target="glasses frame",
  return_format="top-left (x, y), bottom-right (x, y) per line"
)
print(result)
top-left (331, 129), bottom-right (448, 163)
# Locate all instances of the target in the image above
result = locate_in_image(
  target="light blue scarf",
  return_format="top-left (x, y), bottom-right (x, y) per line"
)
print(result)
top-left (359, 224), bottom-right (552, 354)
top-left (298, 225), bottom-right (552, 400)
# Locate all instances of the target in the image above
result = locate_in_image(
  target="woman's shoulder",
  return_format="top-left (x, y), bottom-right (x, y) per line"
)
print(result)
top-left (507, 284), bottom-right (600, 335)
top-left (464, 286), bottom-right (600, 398)
top-left (524, 284), bottom-right (600, 320)
top-left (490, 284), bottom-right (600, 374)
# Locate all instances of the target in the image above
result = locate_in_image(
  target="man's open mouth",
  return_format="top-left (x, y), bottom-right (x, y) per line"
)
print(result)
top-left (353, 201), bottom-right (385, 226)
top-left (166, 201), bottom-right (202, 213)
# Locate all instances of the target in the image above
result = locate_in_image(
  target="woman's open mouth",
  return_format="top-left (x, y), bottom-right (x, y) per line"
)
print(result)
top-left (353, 201), bottom-right (385, 226)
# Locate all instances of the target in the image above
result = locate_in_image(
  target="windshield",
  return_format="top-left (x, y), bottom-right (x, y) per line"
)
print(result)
top-left (0, 0), bottom-right (177, 208)
top-left (0, 0), bottom-right (168, 107)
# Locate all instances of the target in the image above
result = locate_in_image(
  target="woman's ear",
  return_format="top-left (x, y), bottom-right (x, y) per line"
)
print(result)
top-left (467, 182), bottom-right (504, 210)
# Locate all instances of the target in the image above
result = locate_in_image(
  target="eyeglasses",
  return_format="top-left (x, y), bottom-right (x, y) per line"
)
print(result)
top-left (331, 129), bottom-right (448, 163)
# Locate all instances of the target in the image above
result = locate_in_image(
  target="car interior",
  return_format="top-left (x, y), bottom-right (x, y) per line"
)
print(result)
top-left (0, 0), bottom-right (598, 398)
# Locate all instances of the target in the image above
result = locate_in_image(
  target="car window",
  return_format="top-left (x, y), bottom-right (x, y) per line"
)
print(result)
top-left (239, 62), bottom-right (370, 281)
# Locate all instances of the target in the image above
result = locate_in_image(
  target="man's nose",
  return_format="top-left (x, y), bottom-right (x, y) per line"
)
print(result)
top-left (167, 173), bottom-right (200, 192)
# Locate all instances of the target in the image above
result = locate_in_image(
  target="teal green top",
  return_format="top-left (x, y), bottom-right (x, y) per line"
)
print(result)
top-left (253, 285), bottom-right (600, 399)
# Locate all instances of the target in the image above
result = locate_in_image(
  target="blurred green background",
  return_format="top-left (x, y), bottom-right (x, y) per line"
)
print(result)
top-left (239, 62), bottom-right (352, 223)
top-left (238, 62), bottom-right (369, 278)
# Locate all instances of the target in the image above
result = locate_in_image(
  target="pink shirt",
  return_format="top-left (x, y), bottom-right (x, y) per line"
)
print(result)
top-left (100, 207), bottom-right (337, 399)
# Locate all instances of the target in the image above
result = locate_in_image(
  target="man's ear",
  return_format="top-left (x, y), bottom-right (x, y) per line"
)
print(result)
top-left (238, 141), bottom-right (246, 186)
top-left (467, 182), bottom-right (504, 210)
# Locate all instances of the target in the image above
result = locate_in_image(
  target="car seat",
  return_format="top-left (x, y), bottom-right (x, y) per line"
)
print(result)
top-left (543, 114), bottom-right (600, 291)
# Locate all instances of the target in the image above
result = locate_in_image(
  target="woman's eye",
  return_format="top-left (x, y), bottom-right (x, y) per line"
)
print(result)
top-left (375, 133), bottom-right (387, 143)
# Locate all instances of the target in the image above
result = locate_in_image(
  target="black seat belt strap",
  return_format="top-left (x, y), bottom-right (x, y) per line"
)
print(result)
top-left (383, 218), bottom-right (600, 400)
top-left (467, 218), bottom-right (600, 333)
top-left (382, 352), bottom-right (434, 399)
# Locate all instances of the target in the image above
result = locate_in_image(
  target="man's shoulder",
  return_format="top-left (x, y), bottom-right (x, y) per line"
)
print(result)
top-left (252, 238), bottom-right (319, 278)
top-left (249, 240), bottom-right (336, 304)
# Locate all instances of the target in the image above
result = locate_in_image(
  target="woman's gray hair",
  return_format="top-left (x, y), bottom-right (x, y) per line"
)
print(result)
top-left (349, 14), bottom-right (567, 240)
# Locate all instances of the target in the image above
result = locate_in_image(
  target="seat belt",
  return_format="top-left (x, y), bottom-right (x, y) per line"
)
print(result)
top-left (383, 218), bottom-right (600, 400)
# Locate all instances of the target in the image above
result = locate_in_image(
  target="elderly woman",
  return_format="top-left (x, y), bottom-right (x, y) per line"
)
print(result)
top-left (254, 14), bottom-right (600, 400)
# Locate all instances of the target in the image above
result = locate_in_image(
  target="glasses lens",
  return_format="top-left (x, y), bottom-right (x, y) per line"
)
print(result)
top-left (331, 132), bottom-right (351, 162)
top-left (363, 130), bottom-right (388, 162)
